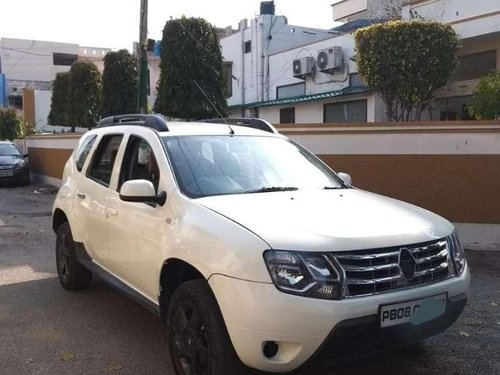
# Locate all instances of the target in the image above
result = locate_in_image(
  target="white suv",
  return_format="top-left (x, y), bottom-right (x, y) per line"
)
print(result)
top-left (53, 115), bottom-right (470, 374)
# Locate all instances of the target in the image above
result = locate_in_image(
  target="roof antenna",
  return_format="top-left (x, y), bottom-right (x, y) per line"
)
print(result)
top-left (193, 80), bottom-right (234, 135)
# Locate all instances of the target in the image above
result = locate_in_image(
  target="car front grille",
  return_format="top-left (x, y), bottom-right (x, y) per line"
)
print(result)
top-left (0, 164), bottom-right (14, 170)
top-left (330, 239), bottom-right (452, 298)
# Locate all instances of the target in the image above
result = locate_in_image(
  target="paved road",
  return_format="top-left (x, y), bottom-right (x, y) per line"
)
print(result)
top-left (1, 182), bottom-right (499, 375)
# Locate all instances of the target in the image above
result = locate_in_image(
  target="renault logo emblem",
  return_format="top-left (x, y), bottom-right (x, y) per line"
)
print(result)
top-left (399, 248), bottom-right (416, 280)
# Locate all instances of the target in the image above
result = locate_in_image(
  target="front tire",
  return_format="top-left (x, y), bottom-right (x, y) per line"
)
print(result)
top-left (56, 222), bottom-right (92, 290)
top-left (166, 279), bottom-right (245, 375)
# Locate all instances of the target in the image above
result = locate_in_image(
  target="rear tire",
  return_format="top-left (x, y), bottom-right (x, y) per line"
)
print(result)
top-left (166, 279), bottom-right (246, 375)
top-left (56, 222), bottom-right (92, 290)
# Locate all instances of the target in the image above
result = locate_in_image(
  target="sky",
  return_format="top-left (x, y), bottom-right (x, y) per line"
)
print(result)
top-left (0, 0), bottom-right (338, 50)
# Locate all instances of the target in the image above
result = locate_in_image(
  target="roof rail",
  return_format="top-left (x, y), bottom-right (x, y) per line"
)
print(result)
top-left (200, 117), bottom-right (278, 134)
top-left (97, 114), bottom-right (169, 132)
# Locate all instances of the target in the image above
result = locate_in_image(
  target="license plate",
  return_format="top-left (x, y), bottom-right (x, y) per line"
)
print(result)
top-left (380, 293), bottom-right (447, 328)
top-left (0, 170), bottom-right (13, 177)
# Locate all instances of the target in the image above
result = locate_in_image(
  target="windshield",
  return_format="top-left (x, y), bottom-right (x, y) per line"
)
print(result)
top-left (0, 143), bottom-right (21, 157)
top-left (162, 135), bottom-right (344, 198)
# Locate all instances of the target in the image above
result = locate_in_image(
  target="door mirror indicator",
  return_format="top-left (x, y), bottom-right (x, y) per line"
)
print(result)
top-left (338, 172), bottom-right (352, 185)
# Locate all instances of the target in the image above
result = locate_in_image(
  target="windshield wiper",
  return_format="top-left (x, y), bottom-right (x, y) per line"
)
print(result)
top-left (246, 186), bottom-right (298, 193)
top-left (323, 186), bottom-right (343, 190)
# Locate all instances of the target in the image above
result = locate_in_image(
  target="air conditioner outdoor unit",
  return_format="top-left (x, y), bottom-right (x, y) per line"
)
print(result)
top-left (292, 57), bottom-right (315, 79)
top-left (317, 46), bottom-right (343, 74)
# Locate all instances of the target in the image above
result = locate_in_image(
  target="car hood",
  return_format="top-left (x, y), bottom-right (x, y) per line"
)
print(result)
top-left (0, 155), bottom-right (20, 165)
top-left (196, 189), bottom-right (454, 252)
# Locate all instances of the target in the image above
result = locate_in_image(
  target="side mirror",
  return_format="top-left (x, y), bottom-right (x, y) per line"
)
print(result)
top-left (120, 180), bottom-right (166, 206)
top-left (338, 172), bottom-right (352, 185)
top-left (23, 153), bottom-right (29, 158)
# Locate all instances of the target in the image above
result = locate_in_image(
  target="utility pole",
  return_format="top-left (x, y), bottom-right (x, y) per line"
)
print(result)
top-left (137, 0), bottom-right (148, 113)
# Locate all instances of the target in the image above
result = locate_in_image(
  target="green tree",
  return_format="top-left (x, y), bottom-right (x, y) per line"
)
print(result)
top-left (0, 108), bottom-right (20, 140)
top-left (355, 20), bottom-right (460, 121)
top-left (48, 72), bottom-right (70, 125)
top-left (101, 49), bottom-right (138, 117)
top-left (67, 61), bottom-right (102, 130)
top-left (468, 71), bottom-right (500, 120)
top-left (154, 16), bottom-right (227, 119)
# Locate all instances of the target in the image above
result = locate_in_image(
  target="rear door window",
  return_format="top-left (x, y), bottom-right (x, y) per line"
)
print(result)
top-left (87, 135), bottom-right (123, 186)
top-left (75, 135), bottom-right (97, 172)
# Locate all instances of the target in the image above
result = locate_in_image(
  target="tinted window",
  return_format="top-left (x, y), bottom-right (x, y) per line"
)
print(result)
top-left (276, 83), bottom-right (305, 99)
top-left (163, 135), bottom-right (343, 198)
top-left (119, 136), bottom-right (160, 192)
top-left (53, 53), bottom-right (78, 66)
top-left (244, 41), bottom-right (251, 53)
top-left (75, 135), bottom-right (97, 172)
top-left (88, 135), bottom-right (123, 186)
top-left (324, 100), bottom-right (367, 123)
top-left (280, 107), bottom-right (295, 124)
top-left (451, 51), bottom-right (496, 82)
top-left (0, 143), bottom-right (21, 156)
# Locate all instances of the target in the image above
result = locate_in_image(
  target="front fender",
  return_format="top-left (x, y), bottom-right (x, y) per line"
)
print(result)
top-left (158, 191), bottom-right (272, 291)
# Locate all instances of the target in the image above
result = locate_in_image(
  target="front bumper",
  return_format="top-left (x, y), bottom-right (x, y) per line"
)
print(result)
top-left (306, 292), bottom-right (466, 367)
top-left (208, 264), bottom-right (470, 373)
top-left (0, 166), bottom-right (29, 184)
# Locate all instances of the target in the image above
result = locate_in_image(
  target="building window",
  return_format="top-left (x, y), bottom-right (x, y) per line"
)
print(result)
top-left (324, 100), bottom-right (367, 123)
top-left (246, 107), bottom-right (259, 118)
top-left (349, 73), bottom-right (365, 87)
top-left (276, 82), bottom-right (305, 99)
top-left (53, 53), bottom-right (78, 66)
top-left (244, 41), bottom-right (251, 54)
top-left (224, 62), bottom-right (233, 98)
top-left (451, 51), bottom-right (496, 82)
top-left (280, 107), bottom-right (295, 123)
top-left (435, 95), bottom-right (474, 121)
top-left (8, 95), bottom-right (23, 110)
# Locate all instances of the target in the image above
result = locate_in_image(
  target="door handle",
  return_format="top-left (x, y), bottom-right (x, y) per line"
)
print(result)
top-left (107, 208), bottom-right (118, 217)
top-left (77, 193), bottom-right (86, 199)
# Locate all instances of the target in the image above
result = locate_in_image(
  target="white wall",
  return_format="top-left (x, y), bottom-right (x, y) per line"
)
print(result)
top-left (148, 57), bottom-right (161, 107)
top-left (268, 34), bottom-right (356, 100)
top-left (34, 90), bottom-right (52, 130)
top-left (255, 32), bottom-right (384, 124)
top-left (221, 14), bottom-right (335, 109)
top-left (0, 38), bottom-right (78, 83)
top-left (402, 0), bottom-right (500, 39)
top-left (332, 0), bottom-right (368, 21)
top-left (259, 93), bottom-right (378, 124)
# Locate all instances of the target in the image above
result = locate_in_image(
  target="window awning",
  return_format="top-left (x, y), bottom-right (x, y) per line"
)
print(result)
top-left (243, 85), bottom-right (369, 109)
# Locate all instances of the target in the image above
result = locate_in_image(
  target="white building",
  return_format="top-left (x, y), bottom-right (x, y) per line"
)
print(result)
top-left (0, 37), bottom-right (111, 130)
top-left (402, 0), bottom-right (500, 120)
top-left (221, 2), bottom-right (383, 124)
top-left (331, 0), bottom-right (403, 22)
top-left (222, 0), bottom-right (500, 124)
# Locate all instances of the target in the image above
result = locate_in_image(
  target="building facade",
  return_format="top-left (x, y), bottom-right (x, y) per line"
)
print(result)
top-left (402, 0), bottom-right (500, 120)
top-left (221, 2), bottom-right (385, 124)
top-left (331, 0), bottom-right (404, 22)
top-left (0, 38), bottom-right (111, 130)
top-left (221, 0), bottom-right (500, 124)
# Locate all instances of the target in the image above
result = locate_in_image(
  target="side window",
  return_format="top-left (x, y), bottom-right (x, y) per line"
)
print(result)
top-left (75, 135), bottom-right (97, 172)
top-left (119, 136), bottom-right (160, 192)
top-left (88, 134), bottom-right (123, 186)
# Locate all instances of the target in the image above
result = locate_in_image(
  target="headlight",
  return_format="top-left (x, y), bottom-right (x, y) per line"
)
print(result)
top-left (263, 250), bottom-right (342, 300)
top-left (448, 231), bottom-right (466, 275)
top-left (14, 159), bottom-right (27, 168)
